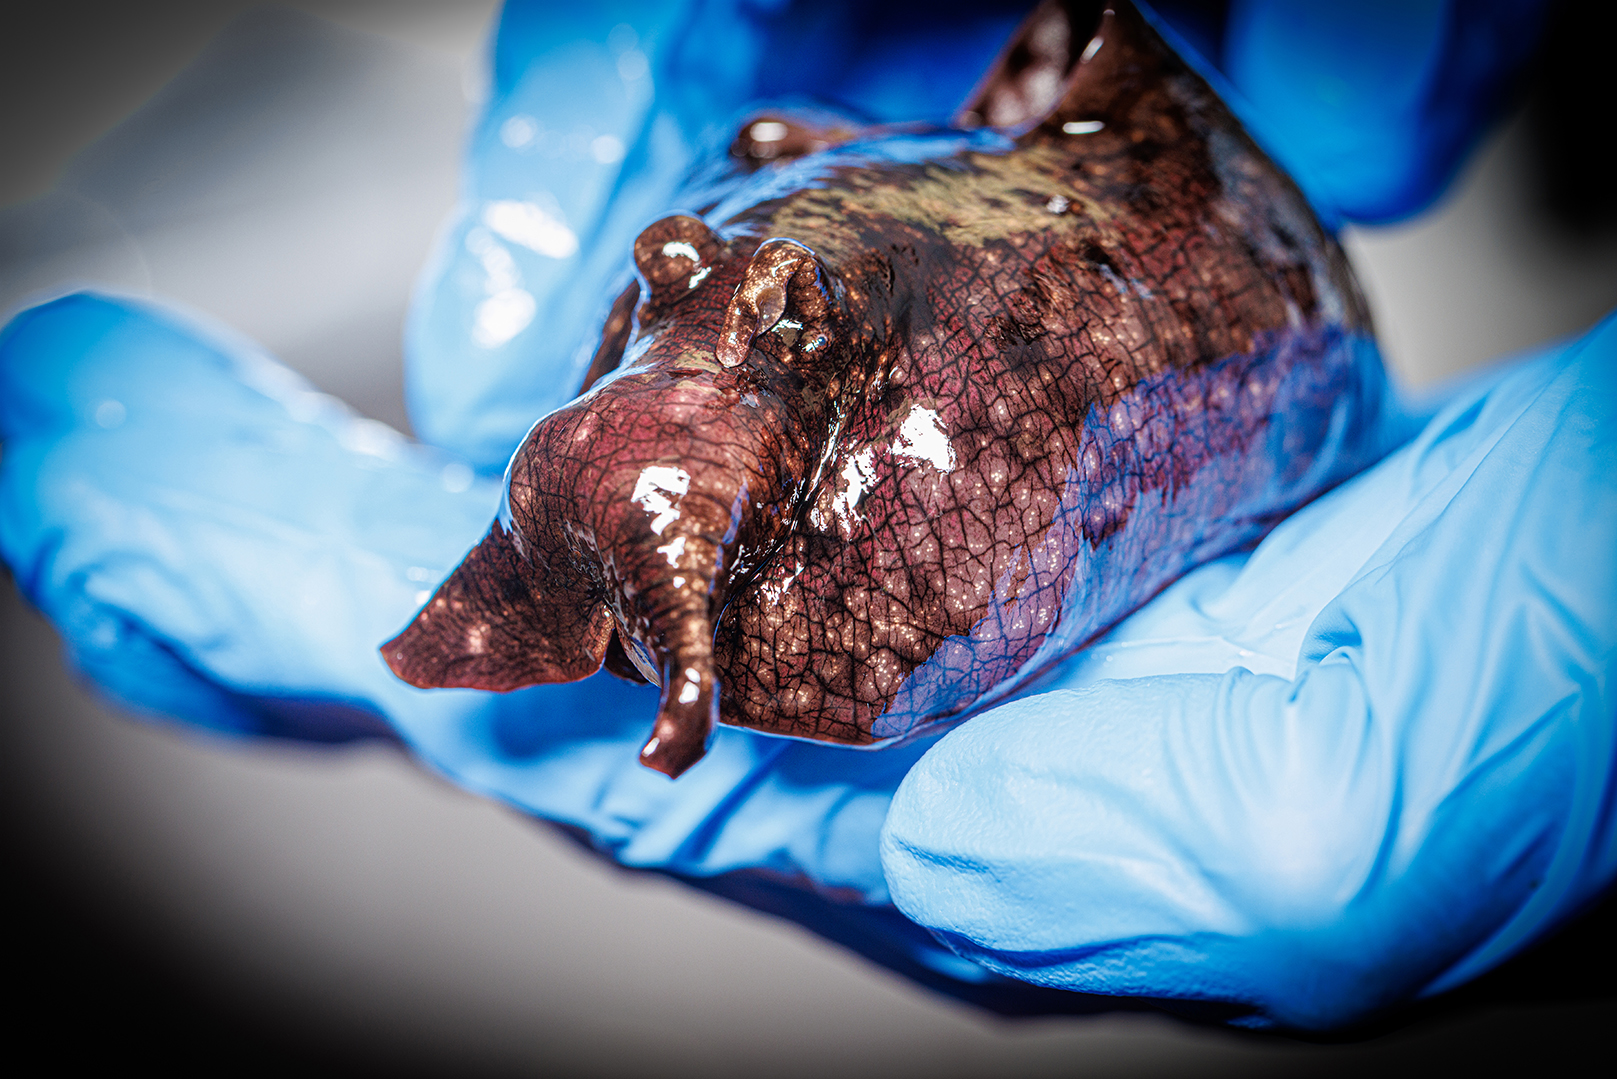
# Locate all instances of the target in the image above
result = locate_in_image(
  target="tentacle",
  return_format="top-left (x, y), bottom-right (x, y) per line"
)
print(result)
top-left (716, 239), bottom-right (838, 369)
top-left (633, 214), bottom-right (724, 315)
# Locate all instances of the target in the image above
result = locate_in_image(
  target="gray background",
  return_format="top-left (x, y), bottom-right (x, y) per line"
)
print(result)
top-left (2, 2), bottom-right (1614, 1076)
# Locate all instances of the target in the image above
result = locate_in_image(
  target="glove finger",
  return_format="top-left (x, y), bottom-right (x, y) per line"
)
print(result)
top-left (1213, 0), bottom-right (1547, 224)
top-left (408, 1), bottom-right (707, 469)
top-left (882, 312), bottom-right (1617, 1028)
top-left (0, 293), bottom-right (498, 729)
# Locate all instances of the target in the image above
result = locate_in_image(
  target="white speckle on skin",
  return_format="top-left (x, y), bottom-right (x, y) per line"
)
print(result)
top-left (891, 405), bottom-right (957, 473)
top-left (1109, 399), bottom-right (1139, 438)
top-left (761, 558), bottom-right (806, 604)
top-left (677, 667), bottom-right (701, 704)
top-left (632, 465), bottom-right (691, 535)
top-left (661, 240), bottom-right (700, 263)
top-left (832, 447), bottom-right (878, 527)
top-left (655, 535), bottom-right (687, 566)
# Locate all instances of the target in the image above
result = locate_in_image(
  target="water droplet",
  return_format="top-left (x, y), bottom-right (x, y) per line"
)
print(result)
top-left (472, 288), bottom-right (536, 348)
top-left (440, 462), bottom-right (474, 493)
top-left (500, 114), bottom-right (538, 149)
top-left (616, 48), bottom-right (649, 82)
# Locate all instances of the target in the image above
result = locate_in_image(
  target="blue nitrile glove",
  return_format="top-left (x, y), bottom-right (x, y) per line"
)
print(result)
top-left (0, 0), bottom-right (1582, 1029)
top-left (7, 296), bottom-right (1614, 1027)
top-left (881, 316), bottom-right (1617, 1029)
top-left (1153, 0), bottom-right (1547, 225)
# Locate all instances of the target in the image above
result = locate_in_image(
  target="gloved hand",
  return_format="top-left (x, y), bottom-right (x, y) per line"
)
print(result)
top-left (881, 319), bottom-right (1617, 1028)
top-left (1, 0), bottom-right (1594, 1032)
top-left (0, 292), bottom-right (1032, 1009)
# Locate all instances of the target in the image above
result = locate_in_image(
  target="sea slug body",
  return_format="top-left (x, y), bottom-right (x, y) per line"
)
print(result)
top-left (384, 1), bottom-right (1388, 777)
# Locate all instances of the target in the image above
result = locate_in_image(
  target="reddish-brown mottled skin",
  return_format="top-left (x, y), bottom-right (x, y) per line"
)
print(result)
top-left (384, 2), bottom-right (1387, 777)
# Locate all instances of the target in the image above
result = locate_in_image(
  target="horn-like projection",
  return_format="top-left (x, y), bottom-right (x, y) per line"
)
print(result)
top-left (957, 1), bottom-right (1165, 136)
top-left (633, 214), bottom-right (723, 309)
top-left (716, 239), bottom-right (838, 369)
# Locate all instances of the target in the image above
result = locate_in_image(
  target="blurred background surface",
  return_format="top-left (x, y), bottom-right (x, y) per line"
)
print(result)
top-left (2, 2), bottom-right (1614, 1076)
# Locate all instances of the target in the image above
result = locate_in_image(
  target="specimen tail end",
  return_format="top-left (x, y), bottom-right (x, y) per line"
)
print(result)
top-left (381, 522), bottom-right (612, 692)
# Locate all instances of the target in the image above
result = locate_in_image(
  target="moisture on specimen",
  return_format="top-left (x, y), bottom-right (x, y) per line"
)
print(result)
top-left (384, 1), bottom-right (1388, 777)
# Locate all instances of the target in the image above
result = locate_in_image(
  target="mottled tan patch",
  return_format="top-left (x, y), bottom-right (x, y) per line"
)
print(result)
top-left (759, 141), bottom-right (1123, 261)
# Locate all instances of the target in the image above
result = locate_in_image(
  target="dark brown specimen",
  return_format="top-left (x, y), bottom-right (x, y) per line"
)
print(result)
top-left (383, 2), bottom-right (1386, 777)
